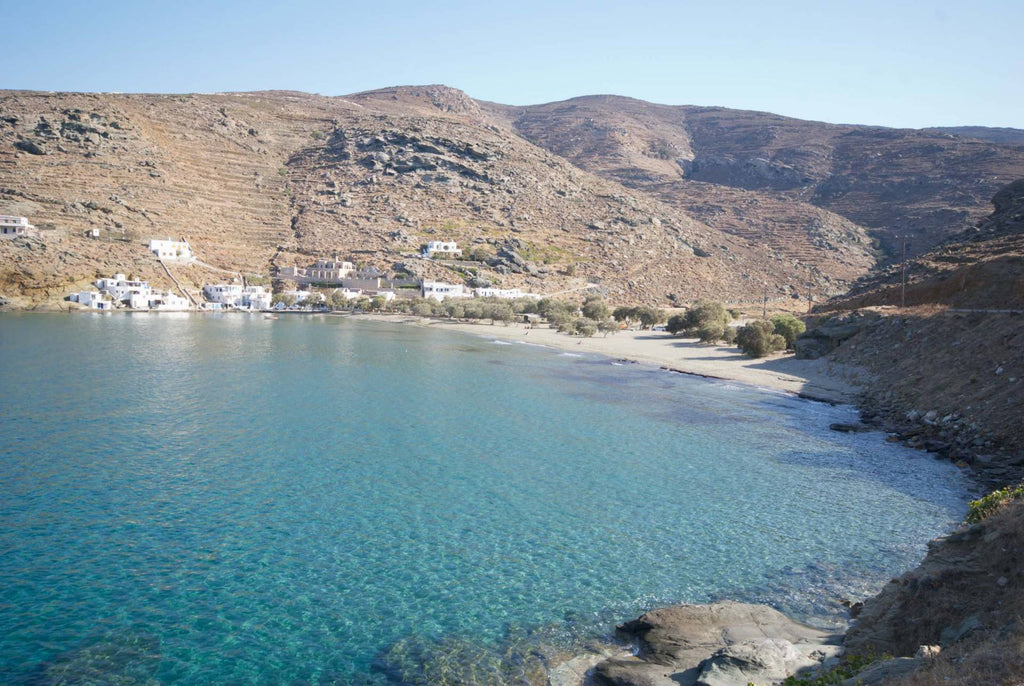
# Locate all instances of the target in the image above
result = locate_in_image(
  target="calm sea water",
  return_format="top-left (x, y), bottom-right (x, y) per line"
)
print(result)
top-left (0, 314), bottom-right (968, 684)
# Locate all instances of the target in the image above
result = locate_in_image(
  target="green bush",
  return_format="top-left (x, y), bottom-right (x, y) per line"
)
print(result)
top-left (736, 320), bottom-right (786, 357)
top-left (966, 481), bottom-right (1024, 524)
top-left (770, 313), bottom-right (806, 349)
top-left (581, 295), bottom-right (610, 321)
top-left (697, 323), bottom-right (725, 344)
top-left (781, 652), bottom-right (887, 685)
top-left (687, 301), bottom-right (731, 330)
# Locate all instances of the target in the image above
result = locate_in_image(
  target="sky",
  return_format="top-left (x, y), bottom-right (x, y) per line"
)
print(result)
top-left (2, 0), bottom-right (1022, 129)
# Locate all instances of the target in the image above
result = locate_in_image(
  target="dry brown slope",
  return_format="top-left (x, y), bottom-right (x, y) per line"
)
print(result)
top-left (0, 90), bottom-right (351, 303)
top-left (489, 95), bottom-right (1024, 262)
top-left (483, 95), bottom-right (876, 295)
top-left (279, 86), bottom-right (808, 305)
top-left (1, 87), bottom-right (858, 309)
top-left (826, 178), bottom-right (1024, 311)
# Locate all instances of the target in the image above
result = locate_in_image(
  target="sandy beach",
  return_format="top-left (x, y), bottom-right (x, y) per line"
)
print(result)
top-left (354, 314), bottom-right (865, 404)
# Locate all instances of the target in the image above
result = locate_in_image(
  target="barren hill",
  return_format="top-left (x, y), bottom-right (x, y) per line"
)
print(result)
top-left (827, 178), bottom-right (1024, 311)
top-left (1, 86), bottom-right (1022, 310)
top-left (487, 95), bottom-right (1024, 261)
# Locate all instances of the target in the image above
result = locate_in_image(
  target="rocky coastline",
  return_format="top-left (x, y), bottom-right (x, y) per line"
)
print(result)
top-left (547, 310), bottom-right (1023, 685)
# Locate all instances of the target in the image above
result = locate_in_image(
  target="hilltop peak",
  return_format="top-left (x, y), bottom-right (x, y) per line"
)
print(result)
top-left (345, 84), bottom-right (482, 118)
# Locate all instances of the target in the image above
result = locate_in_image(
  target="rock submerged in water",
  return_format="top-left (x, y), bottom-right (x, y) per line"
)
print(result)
top-left (592, 601), bottom-right (842, 686)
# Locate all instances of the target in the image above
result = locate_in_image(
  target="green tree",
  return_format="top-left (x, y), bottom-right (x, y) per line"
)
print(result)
top-left (770, 313), bottom-right (806, 349)
top-left (612, 306), bottom-right (638, 325)
top-left (538, 298), bottom-right (577, 321)
top-left (635, 305), bottom-right (666, 330)
top-left (581, 295), bottom-right (610, 321)
top-left (597, 319), bottom-right (620, 337)
top-left (666, 314), bottom-right (688, 335)
top-left (736, 320), bottom-right (787, 358)
top-left (685, 301), bottom-right (731, 331)
top-left (328, 289), bottom-right (350, 310)
top-left (271, 292), bottom-right (296, 307)
top-left (412, 301), bottom-right (435, 317)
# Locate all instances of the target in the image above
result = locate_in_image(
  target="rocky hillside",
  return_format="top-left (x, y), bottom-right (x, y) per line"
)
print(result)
top-left (825, 178), bottom-right (1024, 311)
top-left (1, 86), bottom-right (1022, 310)
top-left (486, 96), bottom-right (1024, 261)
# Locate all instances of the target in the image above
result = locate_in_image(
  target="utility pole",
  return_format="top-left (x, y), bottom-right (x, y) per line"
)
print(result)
top-left (762, 282), bottom-right (768, 319)
top-left (900, 236), bottom-right (908, 308)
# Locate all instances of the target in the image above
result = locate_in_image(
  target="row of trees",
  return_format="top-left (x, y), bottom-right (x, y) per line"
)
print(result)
top-left (662, 301), bottom-right (806, 357)
top-left (277, 287), bottom-right (806, 354)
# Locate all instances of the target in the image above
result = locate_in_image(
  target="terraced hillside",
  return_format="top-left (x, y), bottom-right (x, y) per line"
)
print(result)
top-left (486, 95), bottom-right (1024, 261)
top-left (2, 86), bottom-right (1022, 310)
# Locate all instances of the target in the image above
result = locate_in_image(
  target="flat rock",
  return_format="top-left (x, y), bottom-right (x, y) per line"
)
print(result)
top-left (595, 602), bottom-right (842, 686)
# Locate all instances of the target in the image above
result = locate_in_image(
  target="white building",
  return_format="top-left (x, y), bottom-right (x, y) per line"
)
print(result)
top-left (203, 284), bottom-right (243, 306)
top-left (327, 288), bottom-right (363, 301)
top-left (473, 287), bottom-right (541, 300)
top-left (149, 238), bottom-right (193, 262)
top-left (203, 284), bottom-right (271, 310)
top-left (129, 290), bottom-right (190, 311)
top-left (95, 273), bottom-right (151, 303)
top-left (422, 280), bottom-right (468, 301)
top-left (422, 241), bottom-right (462, 258)
top-left (0, 215), bottom-right (35, 238)
top-left (69, 291), bottom-right (115, 310)
top-left (242, 286), bottom-right (272, 310)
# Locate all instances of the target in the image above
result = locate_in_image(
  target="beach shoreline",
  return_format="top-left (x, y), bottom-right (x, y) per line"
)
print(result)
top-left (350, 313), bottom-right (865, 405)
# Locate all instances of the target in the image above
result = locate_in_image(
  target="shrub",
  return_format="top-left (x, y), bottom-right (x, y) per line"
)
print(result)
top-left (736, 320), bottom-right (786, 357)
top-left (697, 323), bottom-right (725, 344)
top-left (966, 481), bottom-right (1024, 524)
top-left (686, 301), bottom-right (731, 331)
top-left (771, 313), bottom-right (806, 349)
top-left (411, 302), bottom-right (435, 317)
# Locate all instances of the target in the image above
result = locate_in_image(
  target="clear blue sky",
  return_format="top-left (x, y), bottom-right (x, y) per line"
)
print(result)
top-left (2, 0), bottom-right (1021, 129)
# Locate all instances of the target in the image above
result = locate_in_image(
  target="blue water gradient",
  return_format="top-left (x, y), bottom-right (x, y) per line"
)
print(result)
top-left (0, 314), bottom-right (969, 683)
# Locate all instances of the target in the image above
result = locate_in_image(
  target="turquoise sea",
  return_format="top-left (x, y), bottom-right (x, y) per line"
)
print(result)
top-left (0, 314), bottom-right (968, 684)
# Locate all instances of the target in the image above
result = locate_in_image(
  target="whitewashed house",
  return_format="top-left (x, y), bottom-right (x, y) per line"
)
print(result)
top-left (69, 291), bottom-right (115, 310)
top-left (203, 284), bottom-right (271, 310)
top-left (203, 284), bottom-right (244, 307)
top-left (129, 290), bottom-right (190, 311)
top-left (96, 273), bottom-right (151, 303)
top-left (472, 287), bottom-right (540, 300)
top-left (241, 286), bottom-right (272, 310)
top-left (149, 238), bottom-right (193, 262)
top-left (422, 280), bottom-right (468, 301)
top-left (422, 241), bottom-right (462, 258)
top-left (0, 215), bottom-right (35, 238)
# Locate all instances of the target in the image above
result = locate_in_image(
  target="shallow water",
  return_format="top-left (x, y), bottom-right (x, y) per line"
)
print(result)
top-left (0, 314), bottom-right (968, 684)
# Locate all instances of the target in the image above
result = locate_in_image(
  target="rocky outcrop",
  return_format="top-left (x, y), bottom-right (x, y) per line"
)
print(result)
top-left (592, 602), bottom-right (842, 686)
top-left (842, 500), bottom-right (1024, 683)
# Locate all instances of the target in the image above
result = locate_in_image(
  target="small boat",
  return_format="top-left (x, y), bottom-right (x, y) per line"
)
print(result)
top-left (264, 314), bottom-right (279, 320)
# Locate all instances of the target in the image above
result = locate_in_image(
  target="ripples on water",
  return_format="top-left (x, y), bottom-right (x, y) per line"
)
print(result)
top-left (0, 314), bottom-right (969, 684)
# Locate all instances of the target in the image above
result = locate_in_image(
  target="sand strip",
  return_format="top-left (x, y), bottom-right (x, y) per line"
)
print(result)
top-left (352, 314), bottom-right (864, 404)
